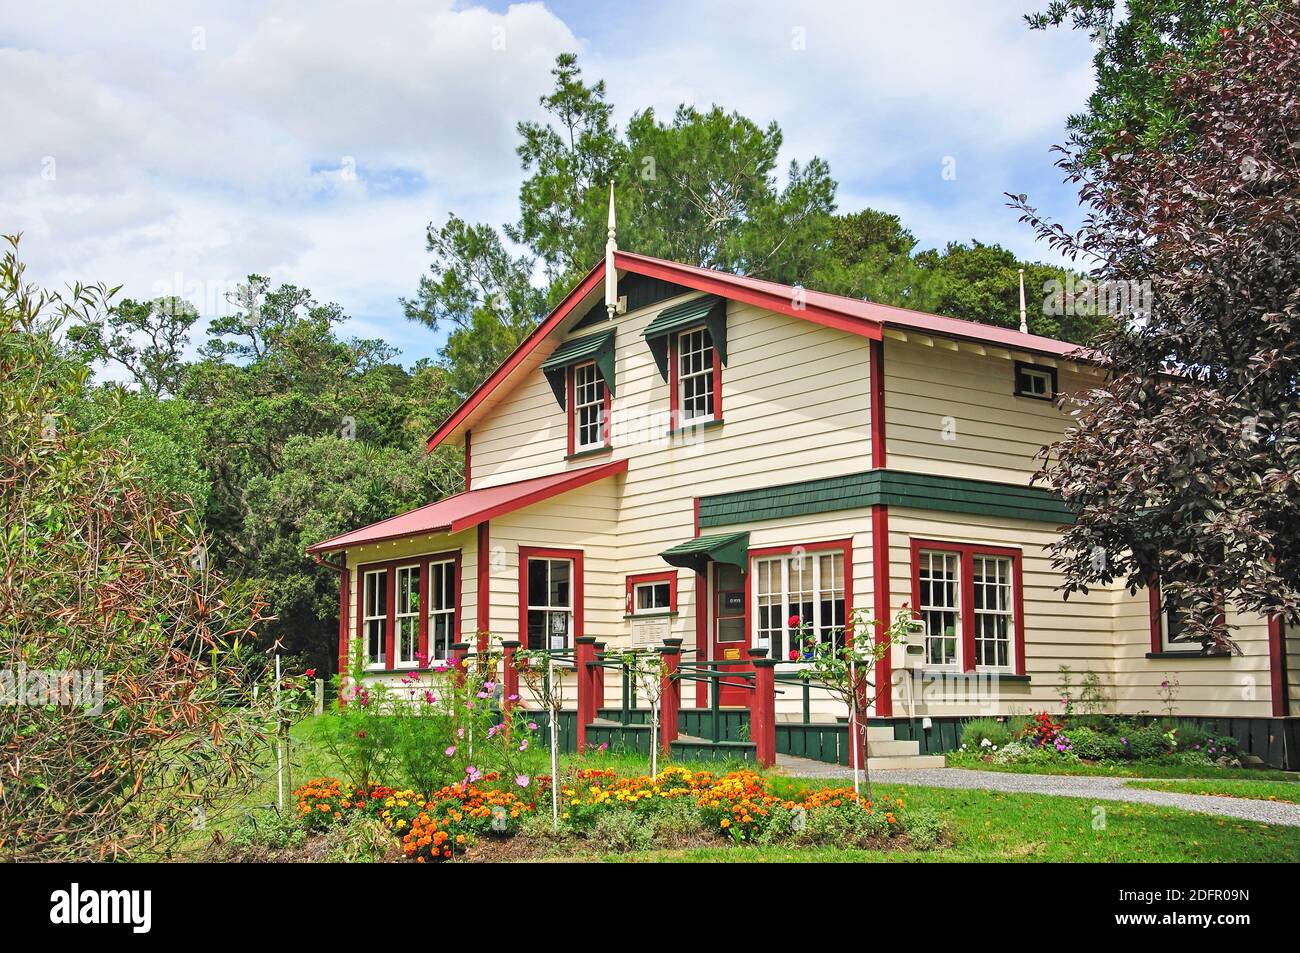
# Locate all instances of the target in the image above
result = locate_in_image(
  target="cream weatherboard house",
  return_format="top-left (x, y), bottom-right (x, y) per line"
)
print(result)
top-left (308, 236), bottom-right (1299, 769)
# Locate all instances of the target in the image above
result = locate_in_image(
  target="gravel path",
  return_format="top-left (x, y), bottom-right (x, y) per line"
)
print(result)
top-left (774, 756), bottom-right (1300, 827)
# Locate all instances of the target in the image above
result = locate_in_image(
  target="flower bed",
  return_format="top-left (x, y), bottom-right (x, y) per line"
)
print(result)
top-left (292, 766), bottom-right (949, 861)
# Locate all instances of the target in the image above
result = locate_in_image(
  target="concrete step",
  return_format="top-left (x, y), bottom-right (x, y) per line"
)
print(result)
top-left (866, 754), bottom-right (946, 771)
top-left (865, 739), bottom-right (921, 757)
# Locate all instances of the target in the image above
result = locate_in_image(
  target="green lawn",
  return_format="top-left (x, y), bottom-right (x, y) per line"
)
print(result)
top-left (585, 783), bottom-right (1300, 862)
top-left (1125, 778), bottom-right (1300, 804)
top-left (945, 753), bottom-right (1298, 781)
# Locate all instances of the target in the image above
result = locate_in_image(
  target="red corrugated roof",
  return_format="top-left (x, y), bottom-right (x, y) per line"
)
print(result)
top-left (426, 251), bottom-right (1091, 452)
top-left (305, 458), bottom-right (628, 553)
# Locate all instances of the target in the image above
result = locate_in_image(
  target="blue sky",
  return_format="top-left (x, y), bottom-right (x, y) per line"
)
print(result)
top-left (0, 1), bottom-right (1095, 371)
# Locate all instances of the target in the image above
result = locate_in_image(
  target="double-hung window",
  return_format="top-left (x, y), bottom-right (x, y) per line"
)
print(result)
top-left (428, 558), bottom-right (457, 662)
top-left (394, 564), bottom-right (422, 668)
top-left (526, 556), bottom-right (574, 651)
top-left (1148, 577), bottom-right (1219, 653)
top-left (911, 540), bottom-right (1023, 673)
top-left (753, 545), bottom-right (847, 661)
top-left (362, 569), bottom-right (388, 669)
top-left (626, 571), bottom-right (676, 616)
top-left (675, 327), bottom-right (716, 423)
top-left (918, 550), bottom-right (960, 668)
top-left (570, 360), bottom-right (608, 452)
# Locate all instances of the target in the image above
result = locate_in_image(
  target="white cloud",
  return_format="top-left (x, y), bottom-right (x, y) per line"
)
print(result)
top-left (0, 0), bottom-right (1095, 365)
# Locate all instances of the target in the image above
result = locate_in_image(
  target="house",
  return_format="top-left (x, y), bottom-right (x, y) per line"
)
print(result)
top-left (307, 209), bottom-right (1299, 769)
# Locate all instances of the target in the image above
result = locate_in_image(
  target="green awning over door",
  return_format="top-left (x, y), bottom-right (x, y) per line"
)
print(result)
top-left (642, 295), bottom-right (728, 380)
top-left (540, 329), bottom-right (616, 408)
top-left (659, 531), bottom-right (750, 574)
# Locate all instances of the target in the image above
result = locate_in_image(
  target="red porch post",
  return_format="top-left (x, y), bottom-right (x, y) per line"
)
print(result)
top-left (501, 640), bottom-right (520, 714)
top-left (337, 564), bottom-right (350, 709)
top-left (575, 636), bottom-right (597, 754)
top-left (450, 642), bottom-right (469, 686)
top-left (748, 647), bottom-right (777, 768)
top-left (660, 638), bottom-right (682, 754)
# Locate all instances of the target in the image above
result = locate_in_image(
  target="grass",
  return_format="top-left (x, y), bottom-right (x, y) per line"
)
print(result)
top-left (945, 754), bottom-right (1298, 781)
top-left (194, 715), bottom-right (1300, 863)
top-left (584, 782), bottom-right (1300, 862)
top-left (1125, 778), bottom-right (1300, 804)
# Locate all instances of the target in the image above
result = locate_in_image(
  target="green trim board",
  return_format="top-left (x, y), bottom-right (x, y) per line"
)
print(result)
top-left (659, 531), bottom-right (750, 573)
top-left (540, 329), bottom-right (616, 407)
top-left (697, 469), bottom-right (1075, 529)
top-left (643, 294), bottom-right (728, 379)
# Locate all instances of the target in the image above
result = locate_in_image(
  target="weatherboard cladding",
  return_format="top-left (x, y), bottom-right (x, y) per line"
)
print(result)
top-left (696, 470), bottom-right (1074, 529)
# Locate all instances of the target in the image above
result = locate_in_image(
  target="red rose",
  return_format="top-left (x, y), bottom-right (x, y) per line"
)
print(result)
top-left (787, 614), bottom-right (801, 628)
top-left (787, 650), bottom-right (799, 661)
top-left (305, 668), bottom-right (316, 678)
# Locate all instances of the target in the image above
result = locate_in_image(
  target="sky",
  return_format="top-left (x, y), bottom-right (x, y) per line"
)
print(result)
top-left (0, 0), bottom-right (1096, 370)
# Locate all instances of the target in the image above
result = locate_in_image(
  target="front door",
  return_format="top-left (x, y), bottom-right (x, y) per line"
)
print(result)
top-left (711, 563), bottom-right (749, 706)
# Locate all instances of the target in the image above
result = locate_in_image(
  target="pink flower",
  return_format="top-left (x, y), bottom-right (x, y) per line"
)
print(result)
top-left (444, 745), bottom-right (456, 757)
top-left (527, 722), bottom-right (539, 731)
top-left (518, 739), bottom-right (529, 751)
top-left (507, 693), bottom-right (520, 702)
top-left (515, 775), bottom-right (530, 787)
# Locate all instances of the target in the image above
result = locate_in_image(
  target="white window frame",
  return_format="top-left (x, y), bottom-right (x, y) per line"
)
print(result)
top-left (752, 550), bottom-right (845, 663)
top-left (918, 550), bottom-right (960, 669)
top-left (394, 563), bottom-right (421, 669)
top-left (677, 326), bottom-right (715, 422)
top-left (971, 554), bottom-right (1015, 671)
top-left (1015, 365), bottom-right (1054, 398)
top-left (572, 360), bottom-right (606, 450)
top-left (632, 581), bottom-right (672, 615)
top-left (526, 557), bottom-right (574, 652)
top-left (362, 569), bottom-right (388, 670)
top-left (428, 558), bottom-right (457, 662)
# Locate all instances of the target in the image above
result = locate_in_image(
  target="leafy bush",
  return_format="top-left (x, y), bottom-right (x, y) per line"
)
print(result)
top-left (994, 740), bottom-right (1079, 765)
top-left (229, 810), bottom-right (306, 851)
top-left (589, 810), bottom-right (658, 852)
top-left (1121, 724), bottom-right (1172, 761)
top-left (1, 237), bottom-right (285, 861)
top-left (904, 809), bottom-right (952, 851)
top-left (960, 718), bottom-right (1012, 752)
top-left (1067, 726), bottom-right (1129, 762)
top-left (327, 815), bottom-right (398, 863)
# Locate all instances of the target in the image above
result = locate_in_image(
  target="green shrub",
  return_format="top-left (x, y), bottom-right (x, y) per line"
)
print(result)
top-left (230, 809), bottom-right (306, 851)
top-left (589, 810), bottom-right (658, 852)
top-left (903, 809), bottom-right (952, 851)
top-left (519, 811), bottom-right (575, 843)
top-left (326, 815), bottom-right (398, 863)
top-left (1066, 726), bottom-right (1128, 761)
top-left (796, 801), bottom-right (893, 848)
top-left (1122, 724), bottom-right (1171, 760)
top-left (651, 795), bottom-right (706, 838)
top-left (960, 718), bottom-right (1013, 752)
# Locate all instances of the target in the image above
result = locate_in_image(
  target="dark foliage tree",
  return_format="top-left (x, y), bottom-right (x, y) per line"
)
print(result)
top-left (1015, 7), bottom-right (1300, 647)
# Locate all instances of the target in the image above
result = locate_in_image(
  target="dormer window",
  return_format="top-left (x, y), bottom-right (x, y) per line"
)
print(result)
top-left (570, 360), bottom-right (609, 452)
top-left (675, 326), bottom-right (717, 423)
top-left (1014, 361), bottom-right (1057, 400)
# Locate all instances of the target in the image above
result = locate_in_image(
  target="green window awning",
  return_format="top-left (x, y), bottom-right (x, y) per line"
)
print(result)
top-left (642, 295), bottom-right (728, 381)
top-left (659, 531), bottom-right (750, 574)
top-left (540, 329), bottom-right (615, 408)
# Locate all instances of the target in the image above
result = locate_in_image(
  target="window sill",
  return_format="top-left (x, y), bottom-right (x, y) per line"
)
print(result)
top-left (1145, 650), bottom-right (1231, 660)
top-left (918, 669), bottom-right (1030, 683)
top-left (624, 611), bottom-right (679, 620)
top-left (565, 445), bottom-right (613, 461)
top-left (667, 418), bottom-right (724, 438)
top-left (1012, 392), bottom-right (1057, 402)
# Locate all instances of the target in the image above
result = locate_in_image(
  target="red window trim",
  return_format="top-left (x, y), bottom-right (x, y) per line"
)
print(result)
top-left (567, 361), bottom-right (612, 455)
top-left (626, 570), bottom-right (679, 615)
top-left (747, 539), bottom-right (854, 658)
top-left (355, 550), bottom-right (461, 671)
top-left (908, 538), bottom-right (1025, 675)
top-left (518, 546), bottom-right (585, 650)
top-left (667, 324), bottom-right (723, 430)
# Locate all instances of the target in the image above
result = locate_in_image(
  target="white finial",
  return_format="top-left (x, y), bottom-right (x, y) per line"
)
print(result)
top-left (605, 182), bottom-right (618, 319)
top-left (1018, 267), bottom-right (1029, 335)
